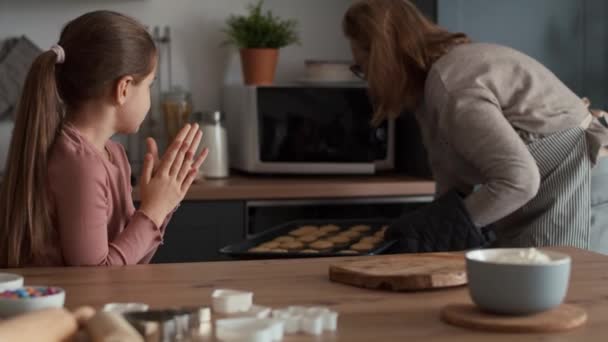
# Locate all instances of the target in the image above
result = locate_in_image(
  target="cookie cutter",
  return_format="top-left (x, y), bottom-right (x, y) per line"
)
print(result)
top-left (124, 306), bottom-right (210, 342)
top-left (216, 317), bottom-right (284, 342)
top-left (212, 289), bottom-right (253, 314)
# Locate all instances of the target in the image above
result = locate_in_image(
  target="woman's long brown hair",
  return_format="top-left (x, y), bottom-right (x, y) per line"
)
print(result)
top-left (343, 0), bottom-right (471, 124)
top-left (0, 11), bottom-right (156, 267)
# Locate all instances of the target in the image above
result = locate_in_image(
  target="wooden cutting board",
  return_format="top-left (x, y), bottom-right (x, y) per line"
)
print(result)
top-left (328, 253), bottom-right (467, 291)
top-left (440, 303), bottom-right (587, 333)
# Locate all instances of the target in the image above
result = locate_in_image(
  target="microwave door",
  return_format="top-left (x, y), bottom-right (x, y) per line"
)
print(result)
top-left (258, 87), bottom-right (378, 164)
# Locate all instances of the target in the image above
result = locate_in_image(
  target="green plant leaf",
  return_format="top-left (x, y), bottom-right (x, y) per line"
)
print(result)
top-left (222, 0), bottom-right (300, 49)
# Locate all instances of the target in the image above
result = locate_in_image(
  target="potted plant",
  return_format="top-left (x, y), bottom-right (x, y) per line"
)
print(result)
top-left (223, 0), bottom-right (300, 85)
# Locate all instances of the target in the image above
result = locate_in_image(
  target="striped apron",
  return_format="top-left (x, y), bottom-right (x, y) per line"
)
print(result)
top-left (493, 127), bottom-right (592, 249)
top-left (591, 157), bottom-right (608, 254)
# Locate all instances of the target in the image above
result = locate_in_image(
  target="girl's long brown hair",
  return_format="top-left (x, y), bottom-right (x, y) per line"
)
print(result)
top-left (0, 11), bottom-right (156, 267)
top-left (343, 0), bottom-right (471, 124)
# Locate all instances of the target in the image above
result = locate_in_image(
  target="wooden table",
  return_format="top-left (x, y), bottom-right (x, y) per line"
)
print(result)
top-left (7, 247), bottom-right (607, 341)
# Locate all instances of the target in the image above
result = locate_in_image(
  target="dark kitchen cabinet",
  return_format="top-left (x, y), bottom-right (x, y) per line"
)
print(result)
top-left (151, 201), bottom-right (245, 263)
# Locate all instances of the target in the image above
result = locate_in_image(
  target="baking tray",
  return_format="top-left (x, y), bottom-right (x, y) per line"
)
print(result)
top-left (219, 219), bottom-right (396, 259)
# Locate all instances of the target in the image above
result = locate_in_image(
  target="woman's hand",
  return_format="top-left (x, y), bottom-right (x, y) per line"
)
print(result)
top-left (582, 97), bottom-right (607, 118)
top-left (138, 124), bottom-right (208, 226)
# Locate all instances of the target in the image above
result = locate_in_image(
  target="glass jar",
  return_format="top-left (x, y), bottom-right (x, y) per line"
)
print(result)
top-left (162, 86), bottom-right (192, 143)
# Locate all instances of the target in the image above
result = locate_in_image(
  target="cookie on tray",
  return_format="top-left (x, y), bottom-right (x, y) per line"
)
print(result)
top-left (339, 230), bottom-right (362, 239)
top-left (300, 249), bottom-right (320, 254)
top-left (298, 234), bottom-right (319, 243)
top-left (359, 236), bottom-right (382, 245)
top-left (281, 241), bottom-right (305, 251)
top-left (350, 242), bottom-right (375, 253)
top-left (326, 235), bottom-right (351, 248)
top-left (337, 250), bottom-right (359, 255)
top-left (349, 225), bottom-right (371, 233)
top-left (248, 247), bottom-right (271, 252)
top-left (268, 248), bottom-right (288, 253)
top-left (274, 236), bottom-right (296, 243)
top-left (314, 230), bottom-right (329, 238)
top-left (319, 224), bottom-right (341, 234)
top-left (289, 225), bottom-right (319, 237)
top-left (309, 240), bottom-right (334, 252)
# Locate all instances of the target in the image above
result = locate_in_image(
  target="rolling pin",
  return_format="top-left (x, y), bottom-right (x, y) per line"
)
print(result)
top-left (85, 311), bottom-right (144, 342)
top-left (73, 306), bottom-right (97, 325)
top-left (0, 308), bottom-right (78, 342)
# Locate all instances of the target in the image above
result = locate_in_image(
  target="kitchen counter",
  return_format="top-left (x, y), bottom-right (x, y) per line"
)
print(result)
top-left (9, 247), bottom-right (608, 341)
top-left (133, 173), bottom-right (436, 201)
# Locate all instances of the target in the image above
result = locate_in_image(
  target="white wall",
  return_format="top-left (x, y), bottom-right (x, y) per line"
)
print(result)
top-left (0, 0), bottom-right (354, 170)
top-left (0, 0), bottom-right (354, 111)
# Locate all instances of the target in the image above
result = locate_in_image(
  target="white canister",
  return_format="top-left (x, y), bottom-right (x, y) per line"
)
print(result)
top-left (194, 111), bottom-right (229, 179)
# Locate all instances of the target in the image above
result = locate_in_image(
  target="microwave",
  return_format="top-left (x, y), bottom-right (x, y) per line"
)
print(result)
top-left (222, 84), bottom-right (394, 174)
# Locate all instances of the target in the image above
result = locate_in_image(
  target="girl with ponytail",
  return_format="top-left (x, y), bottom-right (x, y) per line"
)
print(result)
top-left (0, 11), bottom-right (208, 267)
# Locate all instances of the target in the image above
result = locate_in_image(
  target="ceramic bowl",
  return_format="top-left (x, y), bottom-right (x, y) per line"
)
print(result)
top-left (466, 248), bottom-right (571, 315)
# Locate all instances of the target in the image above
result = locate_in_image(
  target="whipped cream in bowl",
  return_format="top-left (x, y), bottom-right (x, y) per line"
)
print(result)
top-left (479, 248), bottom-right (557, 265)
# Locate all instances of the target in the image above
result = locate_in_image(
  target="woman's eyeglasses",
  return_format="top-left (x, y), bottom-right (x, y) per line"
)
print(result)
top-left (350, 64), bottom-right (366, 80)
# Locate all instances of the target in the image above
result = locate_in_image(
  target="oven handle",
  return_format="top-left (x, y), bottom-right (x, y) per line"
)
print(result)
top-left (246, 196), bottom-right (433, 208)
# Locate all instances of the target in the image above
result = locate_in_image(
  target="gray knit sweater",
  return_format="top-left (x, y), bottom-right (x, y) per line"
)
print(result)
top-left (417, 43), bottom-right (608, 227)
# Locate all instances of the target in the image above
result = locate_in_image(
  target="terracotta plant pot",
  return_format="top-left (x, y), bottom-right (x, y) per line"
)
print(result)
top-left (240, 48), bottom-right (279, 85)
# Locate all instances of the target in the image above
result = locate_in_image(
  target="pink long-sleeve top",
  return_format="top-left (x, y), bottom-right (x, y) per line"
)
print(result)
top-left (46, 124), bottom-right (171, 266)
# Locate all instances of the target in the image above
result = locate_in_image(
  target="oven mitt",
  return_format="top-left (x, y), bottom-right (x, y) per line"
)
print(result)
top-left (385, 190), bottom-right (495, 253)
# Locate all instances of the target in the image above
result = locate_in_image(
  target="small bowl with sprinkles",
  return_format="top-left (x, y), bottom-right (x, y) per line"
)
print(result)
top-left (0, 286), bottom-right (65, 317)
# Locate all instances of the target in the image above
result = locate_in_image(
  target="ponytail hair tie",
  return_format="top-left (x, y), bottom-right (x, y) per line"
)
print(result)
top-left (50, 44), bottom-right (65, 64)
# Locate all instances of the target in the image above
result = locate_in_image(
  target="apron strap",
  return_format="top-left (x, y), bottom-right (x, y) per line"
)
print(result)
top-left (579, 113), bottom-right (594, 130)
top-left (579, 113), bottom-right (608, 158)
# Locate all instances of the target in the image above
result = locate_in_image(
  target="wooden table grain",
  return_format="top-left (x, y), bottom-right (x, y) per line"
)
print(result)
top-left (6, 247), bottom-right (607, 341)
